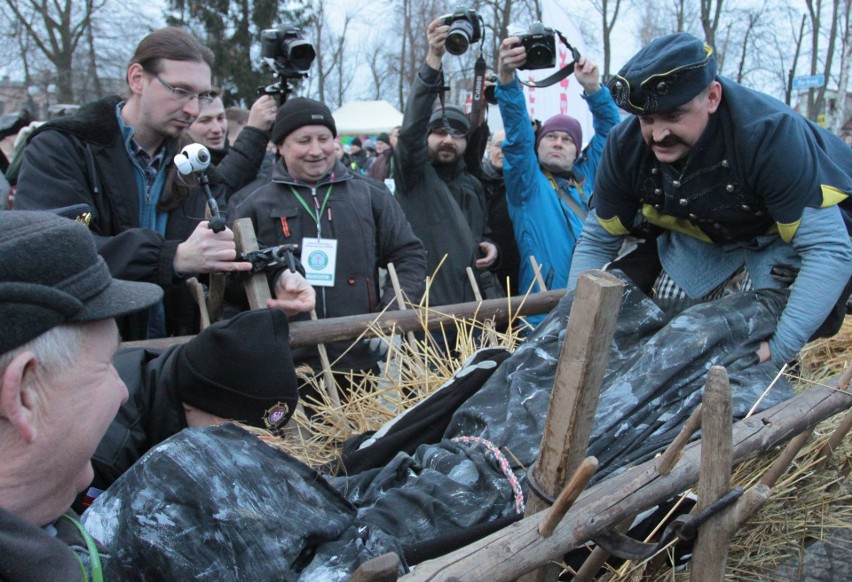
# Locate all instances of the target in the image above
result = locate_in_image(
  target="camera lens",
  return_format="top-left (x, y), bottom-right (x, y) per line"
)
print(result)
top-left (446, 20), bottom-right (474, 55)
top-left (527, 44), bottom-right (553, 68)
top-left (285, 39), bottom-right (316, 71)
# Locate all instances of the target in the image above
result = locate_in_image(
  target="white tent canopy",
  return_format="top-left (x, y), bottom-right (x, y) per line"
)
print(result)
top-left (332, 100), bottom-right (403, 136)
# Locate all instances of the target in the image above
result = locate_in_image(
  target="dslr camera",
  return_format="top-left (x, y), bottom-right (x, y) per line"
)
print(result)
top-left (261, 26), bottom-right (316, 74)
top-left (440, 7), bottom-right (482, 56)
top-left (517, 22), bottom-right (557, 70)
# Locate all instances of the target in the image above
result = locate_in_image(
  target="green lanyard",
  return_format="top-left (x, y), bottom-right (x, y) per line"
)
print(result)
top-left (61, 513), bottom-right (103, 582)
top-left (289, 184), bottom-right (333, 238)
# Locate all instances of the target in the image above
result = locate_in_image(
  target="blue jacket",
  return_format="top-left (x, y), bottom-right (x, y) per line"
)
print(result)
top-left (495, 77), bottom-right (620, 295)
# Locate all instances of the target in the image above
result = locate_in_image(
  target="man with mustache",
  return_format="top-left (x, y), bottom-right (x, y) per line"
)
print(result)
top-left (15, 27), bottom-right (252, 340)
top-left (494, 36), bottom-right (620, 308)
top-left (395, 17), bottom-right (501, 307)
top-left (568, 33), bottom-right (852, 366)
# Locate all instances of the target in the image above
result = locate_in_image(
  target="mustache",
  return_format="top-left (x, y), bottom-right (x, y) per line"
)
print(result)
top-left (438, 145), bottom-right (457, 153)
top-left (649, 135), bottom-right (687, 148)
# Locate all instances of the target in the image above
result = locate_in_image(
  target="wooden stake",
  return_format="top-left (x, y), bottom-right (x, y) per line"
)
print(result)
top-left (232, 218), bottom-right (272, 309)
top-left (690, 366), bottom-right (733, 582)
top-left (656, 404), bottom-right (703, 475)
top-left (538, 456), bottom-right (598, 537)
top-left (311, 309), bottom-right (341, 408)
top-left (349, 552), bottom-right (400, 582)
top-left (760, 430), bottom-right (812, 488)
top-left (572, 519), bottom-right (632, 582)
top-left (521, 270), bottom-right (623, 582)
top-left (186, 277), bottom-right (211, 330)
top-left (529, 256), bottom-right (548, 292)
top-left (816, 405), bottom-right (852, 469)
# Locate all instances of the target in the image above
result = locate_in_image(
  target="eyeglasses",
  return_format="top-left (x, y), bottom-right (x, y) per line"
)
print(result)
top-left (430, 127), bottom-right (467, 139)
top-left (152, 74), bottom-right (214, 106)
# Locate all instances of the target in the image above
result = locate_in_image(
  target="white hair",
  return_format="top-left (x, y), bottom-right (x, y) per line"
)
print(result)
top-left (0, 323), bottom-right (88, 380)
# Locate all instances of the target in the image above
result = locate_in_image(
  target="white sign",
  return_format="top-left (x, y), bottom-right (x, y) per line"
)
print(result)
top-left (301, 238), bottom-right (337, 287)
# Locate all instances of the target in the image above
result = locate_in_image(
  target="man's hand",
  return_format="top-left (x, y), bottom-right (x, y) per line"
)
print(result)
top-left (269, 269), bottom-right (315, 316)
top-left (246, 94), bottom-right (277, 133)
top-left (426, 17), bottom-right (449, 70)
top-left (756, 341), bottom-right (771, 364)
top-left (174, 222), bottom-right (253, 275)
top-left (476, 241), bottom-right (498, 269)
top-left (497, 37), bottom-right (526, 85)
top-left (574, 57), bottom-right (601, 94)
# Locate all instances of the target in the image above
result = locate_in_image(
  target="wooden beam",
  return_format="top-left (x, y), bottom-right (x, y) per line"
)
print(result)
top-left (122, 290), bottom-right (568, 350)
top-left (690, 366), bottom-right (733, 581)
top-left (232, 218), bottom-right (271, 310)
top-left (656, 404), bottom-right (702, 475)
top-left (399, 382), bottom-right (851, 581)
top-left (522, 271), bottom-right (623, 582)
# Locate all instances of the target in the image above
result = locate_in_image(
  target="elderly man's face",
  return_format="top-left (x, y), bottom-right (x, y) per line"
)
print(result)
top-left (277, 125), bottom-right (336, 184)
top-left (638, 81), bottom-right (722, 164)
top-left (537, 131), bottom-right (577, 174)
top-left (37, 319), bottom-right (127, 517)
top-left (489, 130), bottom-right (505, 169)
top-left (187, 97), bottom-right (228, 150)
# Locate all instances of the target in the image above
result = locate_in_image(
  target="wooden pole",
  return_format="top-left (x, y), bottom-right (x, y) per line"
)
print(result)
top-left (759, 430), bottom-right (812, 488)
top-left (538, 457), bottom-right (598, 538)
top-left (232, 218), bottom-right (272, 309)
top-left (186, 277), bottom-right (211, 330)
top-left (122, 290), bottom-right (568, 351)
top-left (656, 404), bottom-right (703, 475)
top-left (398, 375), bottom-right (852, 581)
top-left (521, 270), bottom-right (623, 582)
top-left (689, 366), bottom-right (733, 582)
top-left (572, 519), bottom-right (632, 582)
top-left (349, 552), bottom-right (400, 582)
top-left (529, 256), bottom-right (548, 292)
top-left (310, 309), bottom-right (341, 408)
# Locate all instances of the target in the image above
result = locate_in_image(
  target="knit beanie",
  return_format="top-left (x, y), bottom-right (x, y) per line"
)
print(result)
top-left (175, 309), bottom-right (299, 432)
top-left (350, 137), bottom-right (362, 148)
top-left (272, 97), bottom-right (337, 145)
top-left (376, 132), bottom-right (391, 146)
top-left (427, 104), bottom-right (470, 135)
top-left (535, 114), bottom-right (583, 159)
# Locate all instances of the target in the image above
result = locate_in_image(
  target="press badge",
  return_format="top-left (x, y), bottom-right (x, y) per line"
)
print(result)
top-left (302, 238), bottom-right (337, 287)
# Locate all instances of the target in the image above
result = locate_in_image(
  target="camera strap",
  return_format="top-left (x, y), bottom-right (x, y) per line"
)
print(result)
top-left (519, 31), bottom-right (581, 89)
top-left (468, 55), bottom-right (488, 129)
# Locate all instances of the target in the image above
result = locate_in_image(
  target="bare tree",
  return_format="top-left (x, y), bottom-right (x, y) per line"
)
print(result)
top-left (587, 0), bottom-right (625, 79)
top-left (700, 0), bottom-right (726, 50)
top-left (830, 0), bottom-right (851, 133)
top-left (804, 0), bottom-right (842, 121)
top-left (1, 0), bottom-right (108, 103)
top-left (305, 1), bottom-right (356, 109)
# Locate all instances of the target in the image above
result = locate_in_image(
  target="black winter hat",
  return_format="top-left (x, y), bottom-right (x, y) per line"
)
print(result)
top-left (0, 211), bottom-right (162, 355)
top-left (350, 137), bottom-right (363, 148)
top-left (272, 97), bottom-right (337, 145)
top-left (427, 104), bottom-right (470, 135)
top-left (175, 309), bottom-right (299, 431)
top-left (609, 32), bottom-right (717, 115)
top-left (376, 132), bottom-right (391, 146)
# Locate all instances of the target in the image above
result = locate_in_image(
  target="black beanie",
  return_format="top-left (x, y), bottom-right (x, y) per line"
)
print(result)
top-left (175, 309), bottom-right (299, 431)
top-left (350, 137), bottom-right (362, 148)
top-left (377, 132), bottom-right (391, 146)
top-left (427, 104), bottom-right (470, 135)
top-left (271, 97), bottom-right (337, 145)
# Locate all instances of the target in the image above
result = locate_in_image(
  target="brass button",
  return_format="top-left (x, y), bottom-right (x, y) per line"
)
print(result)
top-left (679, 198), bottom-right (688, 206)
top-left (651, 167), bottom-right (659, 175)
top-left (726, 184), bottom-right (735, 192)
top-left (654, 188), bottom-right (662, 195)
top-left (656, 81), bottom-right (667, 91)
top-left (654, 204), bottom-right (661, 210)
top-left (672, 180), bottom-right (681, 188)
top-left (721, 159), bottom-right (729, 168)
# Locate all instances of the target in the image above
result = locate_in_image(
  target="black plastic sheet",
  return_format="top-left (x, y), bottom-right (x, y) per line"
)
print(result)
top-left (83, 278), bottom-right (794, 580)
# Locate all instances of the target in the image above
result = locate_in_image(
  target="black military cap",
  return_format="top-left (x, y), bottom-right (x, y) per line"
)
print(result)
top-left (609, 32), bottom-right (717, 115)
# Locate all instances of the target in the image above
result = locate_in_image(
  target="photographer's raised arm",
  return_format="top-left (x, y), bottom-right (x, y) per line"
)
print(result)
top-left (425, 17), bottom-right (449, 71)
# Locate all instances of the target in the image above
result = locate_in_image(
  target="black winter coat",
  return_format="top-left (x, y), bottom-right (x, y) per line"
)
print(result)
top-left (15, 96), bottom-right (213, 339)
top-left (395, 63), bottom-right (501, 306)
top-left (230, 159), bottom-right (427, 372)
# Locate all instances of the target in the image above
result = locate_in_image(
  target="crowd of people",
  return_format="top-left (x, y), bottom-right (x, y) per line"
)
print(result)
top-left (1, 19), bottom-right (850, 580)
